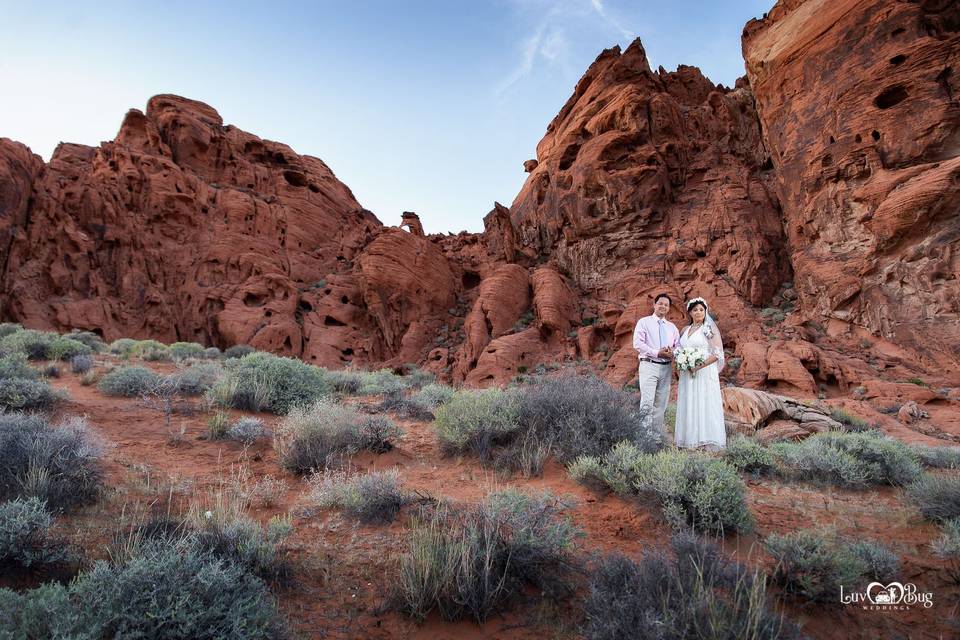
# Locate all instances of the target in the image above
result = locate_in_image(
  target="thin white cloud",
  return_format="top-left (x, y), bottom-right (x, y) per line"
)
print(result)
top-left (590, 0), bottom-right (635, 41)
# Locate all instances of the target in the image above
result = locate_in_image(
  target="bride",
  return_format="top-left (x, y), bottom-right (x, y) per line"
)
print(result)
top-left (675, 297), bottom-right (726, 450)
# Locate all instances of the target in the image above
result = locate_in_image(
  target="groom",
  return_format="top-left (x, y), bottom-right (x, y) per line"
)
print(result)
top-left (633, 293), bottom-right (680, 444)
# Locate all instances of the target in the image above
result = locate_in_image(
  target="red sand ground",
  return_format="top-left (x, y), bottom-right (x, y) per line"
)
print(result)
top-left (24, 358), bottom-right (960, 639)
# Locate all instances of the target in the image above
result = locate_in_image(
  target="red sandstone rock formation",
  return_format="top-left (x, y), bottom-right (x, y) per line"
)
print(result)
top-left (2, 0), bottom-right (958, 401)
top-left (742, 0), bottom-right (960, 376)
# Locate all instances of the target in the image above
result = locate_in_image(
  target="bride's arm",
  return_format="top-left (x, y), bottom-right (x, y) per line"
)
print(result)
top-left (694, 323), bottom-right (725, 372)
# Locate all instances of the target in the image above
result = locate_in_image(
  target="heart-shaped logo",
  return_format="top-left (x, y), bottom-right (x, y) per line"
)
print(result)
top-left (866, 582), bottom-right (905, 605)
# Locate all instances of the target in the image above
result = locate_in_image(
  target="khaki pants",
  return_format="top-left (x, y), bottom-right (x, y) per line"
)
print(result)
top-left (639, 360), bottom-right (672, 443)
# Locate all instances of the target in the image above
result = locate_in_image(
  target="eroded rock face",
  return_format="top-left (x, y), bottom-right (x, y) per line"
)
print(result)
top-left (0, 95), bottom-right (383, 367)
top-left (506, 40), bottom-right (791, 385)
top-left (743, 0), bottom-right (960, 375)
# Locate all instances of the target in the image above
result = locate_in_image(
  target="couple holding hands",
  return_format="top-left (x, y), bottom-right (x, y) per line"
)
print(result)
top-left (632, 293), bottom-right (726, 451)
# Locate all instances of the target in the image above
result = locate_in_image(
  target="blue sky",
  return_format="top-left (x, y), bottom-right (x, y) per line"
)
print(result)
top-left (0, 0), bottom-right (773, 233)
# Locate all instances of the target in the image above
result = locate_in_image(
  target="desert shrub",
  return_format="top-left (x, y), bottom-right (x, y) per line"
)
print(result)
top-left (65, 330), bottom-right (106, 352)
top-left (214, 352), bottom-right (330, 414)
top-left (70, 353), bottom-right (94, 374)
top-left (79, 370), bottom-right (99, 386)
top-left (765, 529), bottom-right (898, 601)
top-left (0, 353), bottom-right (38, 381)
top-left (47, 336), bottom-right (93, 361)
top-left (207, 411), bottom-right (230, 440)
top-left (570, 445), bottom-right (753, 535)
top-left (326, 369), bottom-right (364, 394)
top-left (275, 399), bottom-right (402, 474)
top-left (771, 430), bottom-right (921, 488)
top-left (169, 341), bottom-right (205, 360)
top-left (434, 388), bottom-right (521, 461)
top-left (829, 407), bottom-right (869, 430)
top-left (201, 346), bottom-right (222, 359)
top-left (0, 329), bottom-right (56, 360)
top-left (913, 445), bottom-right (960, 469)
top-left (412, 383), bottom-right (455, 408)
top-left (397, 490), bottom-right (579, 622)
top-left (0, 378), bottom-right (60, 411)
top-left (0, 323), bottom-right (22, 339)
top-left (191, 514), bottom-right (294, 585)
top-left (906, 474), bottom-right (960, 522)
top-left (141, 345), bottom-right (171, 361)
top-left (224, 344), bottom-right (256, 359)
top-left (244, 476), bottom-right (288, 508)
top-left (168, 362), bottom-right (223, 396)
top-left (360, 368), bottom-right (415, 395)
top-left (932, 518), bottom-right (960, 559)
top-left (227, 417), bottom-right (270, 444)
top-left (516, 374), bottom-right (658, 464)
top-left (0, 497), bottom-right (69, 569)
top-left (97, 365), bottom-right (161, 397)
top-left (583, 534), bottom-right (800, 640)
top-left (724, 435), bottom-right (777, 474)
top-left (373, 391), bottom-right (437, 421)
top-left (311, 469), bottom-right (414, 523)
top-left (108, 337), bottom-right (138, 357)
top-left (0, 414), bottom-right (103, 511)
top-left (0, 537), bottom-right (283, 639)
top-left (41, 363), bottom-right (61, 378)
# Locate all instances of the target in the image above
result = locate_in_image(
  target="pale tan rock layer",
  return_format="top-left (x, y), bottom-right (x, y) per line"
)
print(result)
top-left (1, 0), bottom-right (958, 395)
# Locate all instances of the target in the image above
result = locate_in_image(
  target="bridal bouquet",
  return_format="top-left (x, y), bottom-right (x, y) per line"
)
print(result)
top-left (674, 346), bottom-right (707, 375)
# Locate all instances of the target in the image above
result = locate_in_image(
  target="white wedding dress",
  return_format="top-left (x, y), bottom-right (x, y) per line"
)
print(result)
top-left (675, 324), bottom-right (726, 450)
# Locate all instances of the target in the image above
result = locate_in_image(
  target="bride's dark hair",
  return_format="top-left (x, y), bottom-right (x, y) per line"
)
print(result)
top-left (686, 300), bottom-right (707, 320)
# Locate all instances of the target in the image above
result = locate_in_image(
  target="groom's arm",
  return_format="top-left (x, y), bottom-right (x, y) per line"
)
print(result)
top-left (633, 320), bottom-right (656, 359)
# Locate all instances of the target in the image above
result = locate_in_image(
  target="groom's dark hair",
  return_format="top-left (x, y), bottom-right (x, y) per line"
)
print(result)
top-left (654, 293), bottom-right (671, 304)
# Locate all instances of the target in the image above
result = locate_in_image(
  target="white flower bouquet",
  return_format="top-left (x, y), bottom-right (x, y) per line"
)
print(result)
top-left (674, 346), bottom-right (707, 375)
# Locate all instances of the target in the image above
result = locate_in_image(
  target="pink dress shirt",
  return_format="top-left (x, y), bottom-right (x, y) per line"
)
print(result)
top-left (633, 314), bottom-right (680, 362)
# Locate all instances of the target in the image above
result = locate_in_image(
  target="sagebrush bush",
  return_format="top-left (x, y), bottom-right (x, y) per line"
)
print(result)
top-left (397, 490), bottom-right (579, 622)
top-left (0, 497), bottom-right (69, 569)
top-left (0, 378), bottom-right (60, 411)
top-left (570, 445), bottom-right (753, 535)
top-left (191, 514), bottom-right (294, 584)
top-left (516, 374), bottom-right (658, 463)
top-left (65, 330), bottom-right (106, 353)
top-left (169, 341), bottom-right (205, 360)
top-left (311, 469), bottom-right (414, 523)
top-left (168, 362), bottom-right (223, 396)
top-left (374, 391), bottom-right (437, 421)
top-left (40, 363), bottom-right (60, 378)
top-left (0, 353), bottom-right (37, 381)
top-left (584, 534), bottom-right (800, 640)
top-left (108, 337), bottom-right (138, 357)
top-left (275, 399), bottom-right (402, 474)
top-left (224, 344), bottom-right (255, 359)
top-left (434, 388), bottom-right (521, 461)
top-left (771, 430), bottom-right (921, 488)
top-left (0, 414), bottom-right (103, 511)
top-left (202, 347), bottom-right (222, 359)
top-left (0, 537), bottom-right (284, 639)
top-left (227, 417), bottom-right (269, 444)
top-left (932, 518), bottom-right (960, 559)
top-left (412, 383), bottom-right (455, 408)
top-left (906, 474), bottom-right (960, 522)
top-left (0, 329), bottom-right (57, 360)
top-left (765, 529), bottom-right (899, 601)
top-left (435, 375), bottom-right (659, 476)
top-left (97, 365), bottom-right (161, 397)
top-left (829, 407), bottom-right (869, 430)
top-left (913, 445), bottom-right (960, 469)
top-left (47, 336), bottom-right (93, 361)
top-left (0, 323), bottom-right (22, 339)
top-left (70, 354), bottom-right (94, 374)
top-left (142, 345), bottom-right (171, 361)
top-left (724, 435), bottom-right (777, 474)
top-left (212, 352), bottom-right (330, 414)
